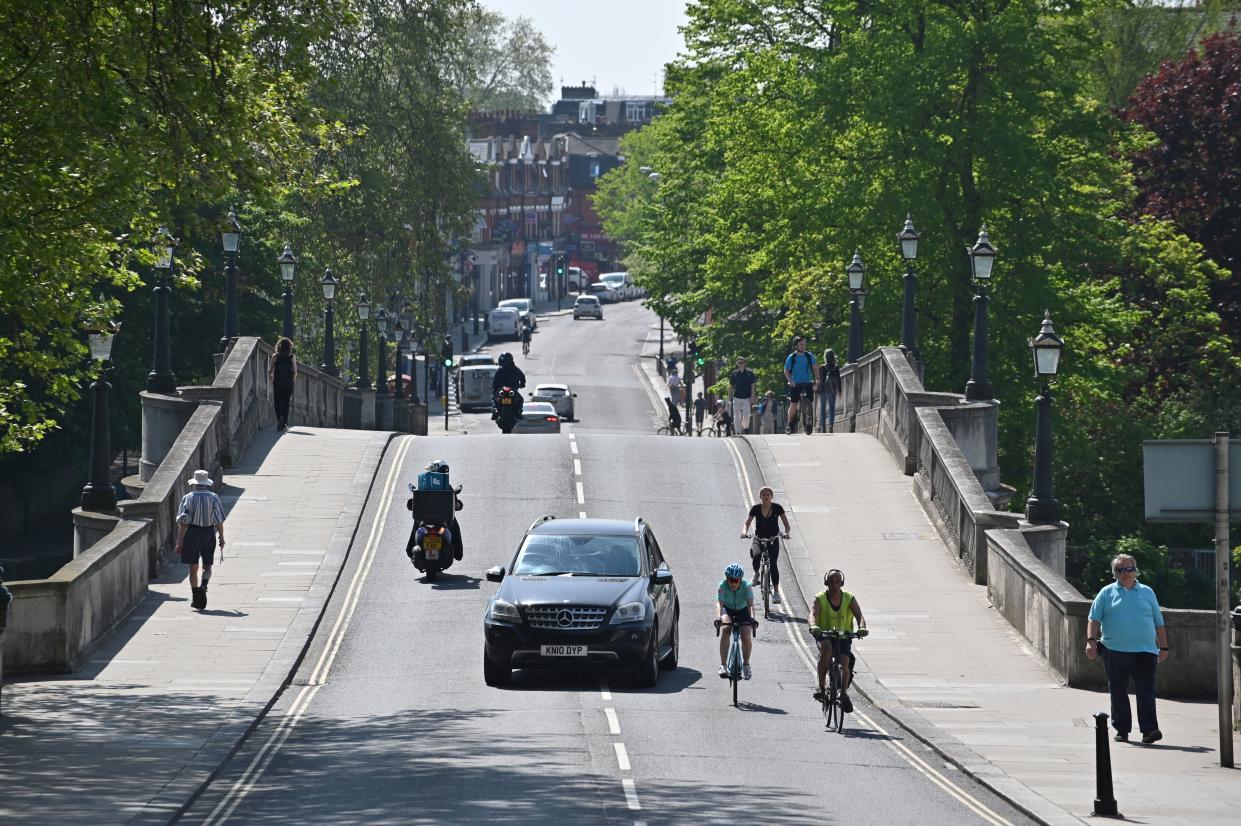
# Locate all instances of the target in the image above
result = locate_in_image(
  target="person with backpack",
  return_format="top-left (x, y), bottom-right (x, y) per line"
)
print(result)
top-left (782, 336), bottom-right (818, 435)
top-left (268, 337), bottom-right (298, 431)
top-left (817, 348), bottom-right (843, 433)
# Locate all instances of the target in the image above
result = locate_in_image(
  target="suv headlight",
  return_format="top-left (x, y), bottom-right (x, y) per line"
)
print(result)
top-left (489, 599), bottom-right (521, 622)
top-left (609, 602), bottom-right (646, 624)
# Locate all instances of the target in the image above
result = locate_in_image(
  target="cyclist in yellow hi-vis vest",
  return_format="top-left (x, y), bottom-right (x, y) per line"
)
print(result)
top-left (810, 569), bottom-right (868, 711)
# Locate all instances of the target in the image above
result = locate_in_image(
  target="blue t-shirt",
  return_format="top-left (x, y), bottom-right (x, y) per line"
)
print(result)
top-left (1088, 581), bottom-right (1165, 654)
top-left (784, 351), bottom-right (817, 384)
top-left (717, 579), bottom-right (754, 611)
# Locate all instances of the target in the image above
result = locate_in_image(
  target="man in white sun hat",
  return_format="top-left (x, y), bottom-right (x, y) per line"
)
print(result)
top-left (175, 469), bottom-right (226, 610)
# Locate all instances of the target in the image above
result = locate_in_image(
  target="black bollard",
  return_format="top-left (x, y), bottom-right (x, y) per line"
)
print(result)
top-left (1093, 712), bottom-right (1121, 818)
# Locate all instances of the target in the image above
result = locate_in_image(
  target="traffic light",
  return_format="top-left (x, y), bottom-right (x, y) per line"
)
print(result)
top-left (441, 335), bottom-right (453, 368)
top-left (690, 339), bottom-right (704, 366)
top-left (555, 256), bottom-right (566, 278)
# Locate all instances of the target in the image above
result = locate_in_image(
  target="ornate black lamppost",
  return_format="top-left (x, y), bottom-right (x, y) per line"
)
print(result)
top-left (1026, 311), bottom-right (1064, 524)
top-left (356, 294), bottom-right (371, 390)
top-left (320, 268), bottom-right (338, 376)
top-left (392, 313), bottom-right (406, 401)
top-left (404, 307), bottom-right (421, 405)
top-left (897, 214), bottom-right (920, 363)
top-left (964, 225), bottom-right (997, 401)
top-left (375, 307), bottom-right (389, 397)
top-left (146, 225), bottom-right (178, 393)
top-left (220, 207), bottom-right (241, 352)
top-left (278, 243), bottom-right (297, 339)
top-left (82, 308), bottom-right (121, 511)
top-left (846, 249), bottom-right (867, 363)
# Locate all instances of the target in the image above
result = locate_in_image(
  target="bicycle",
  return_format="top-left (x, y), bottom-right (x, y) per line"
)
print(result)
top-left (715, 617), bottom-right (759, 707)
top-left (695, 420), bottom-right (725, 438)
top-left (521, 338), bottom-right (531, 356)
top-left (656, 419), bottom-right (685, 436)
top-left (742, 534), bottom-right (786, 617)
top-left (811, 628), bottom-right (865, 732)
top-left (786, 388), bottom-right (815, 435)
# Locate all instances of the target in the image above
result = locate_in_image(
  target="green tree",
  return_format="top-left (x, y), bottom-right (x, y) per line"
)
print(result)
top-left (455, 9), bottom-right (556, 111)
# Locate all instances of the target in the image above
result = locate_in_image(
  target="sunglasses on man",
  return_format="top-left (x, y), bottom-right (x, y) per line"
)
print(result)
top-left (1115, 566), bottom-right (1137, 574)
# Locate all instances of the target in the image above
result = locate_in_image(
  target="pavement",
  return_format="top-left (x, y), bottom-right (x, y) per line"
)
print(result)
top-left (0, 426), bottom-right (392, 824)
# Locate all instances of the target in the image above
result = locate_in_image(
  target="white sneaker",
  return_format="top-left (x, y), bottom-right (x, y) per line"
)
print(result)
top-left (743, 663), bottom-right (752, 680)
top-left (771, 592), bottom-right (782, 604)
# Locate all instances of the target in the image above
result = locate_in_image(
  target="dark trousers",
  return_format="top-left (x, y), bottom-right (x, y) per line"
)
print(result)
top-left (751, 538), bottom-right (780, 588)
top-left (274, 384), bottom-right (293, 424)
top-left (1101, 644), bottom-right (1159, 734)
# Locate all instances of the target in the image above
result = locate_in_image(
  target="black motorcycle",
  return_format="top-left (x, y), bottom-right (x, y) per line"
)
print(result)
top-left (495, 386), bottom-right (521, 434)
top-left (405, 483), bottom-right (464, 580)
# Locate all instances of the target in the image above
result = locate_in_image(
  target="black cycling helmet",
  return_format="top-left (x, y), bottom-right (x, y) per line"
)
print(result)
top-left (425, 459), bottom-right (449, 475)
top-left (498, 352), bottom-right (515, 367)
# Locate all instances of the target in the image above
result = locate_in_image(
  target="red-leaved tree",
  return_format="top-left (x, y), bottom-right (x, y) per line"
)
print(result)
top-left (1127, 27), bottom-right (1241, 332)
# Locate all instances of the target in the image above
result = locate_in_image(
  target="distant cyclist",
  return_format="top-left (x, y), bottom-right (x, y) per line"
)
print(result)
top-left (810, 569), bottom-right (868, 711)
top-left (740, 486), bottom-right (790, 603)
top-left (520, 321), bottom-right (532, 355)
top-left (783, 336), bottom-right (818, 434)
top-left (717, 563), bottom-right (756, 680)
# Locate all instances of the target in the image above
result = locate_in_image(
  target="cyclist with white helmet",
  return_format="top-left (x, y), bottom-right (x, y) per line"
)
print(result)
top-left (717, 562), bottom-right (756, 680)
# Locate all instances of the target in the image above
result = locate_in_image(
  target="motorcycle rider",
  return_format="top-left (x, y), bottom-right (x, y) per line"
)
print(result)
top-left (405, 460), bottom-right (464, 561)
top-left (491, 351), bottom-right (526, 419)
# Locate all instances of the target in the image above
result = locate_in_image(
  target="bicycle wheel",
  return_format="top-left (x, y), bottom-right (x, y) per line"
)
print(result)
top-left (823, 694), bottom-right (835, 730)
top-left (760, 559), bottom-right (770, 617)
top-left (656, 426), bottom-right (672, 436)
top-left (801, 397), bottom-right (814, 435)
top-left (706, 425), bottom-right (720, 438)
top-left (830, 662), bottom-right (845, 733)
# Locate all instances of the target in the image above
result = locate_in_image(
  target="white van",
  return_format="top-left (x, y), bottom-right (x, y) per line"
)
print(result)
top-left (498, 298), bottom-right (535, 330)
top-left (598, 272), bottom-right (632, 300)
top-left (457, 364), bottom-right (498, 411)
top-left (487, 307), bottom-right (521, 339)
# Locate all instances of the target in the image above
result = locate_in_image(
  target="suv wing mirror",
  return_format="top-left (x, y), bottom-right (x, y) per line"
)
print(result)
top-left (485, 566), bottom-right (505, 583)
top-left (651, 567), bottom-right (673, 586)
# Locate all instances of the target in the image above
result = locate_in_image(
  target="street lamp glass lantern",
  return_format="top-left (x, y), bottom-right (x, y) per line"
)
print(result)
top-left (846, 249), bottom-right (866, 291)
top-left (898, 213), bottom-right (920, 260)
top-left (968, 225), bottom-right (997, 282)
top-left (153, 225), bottom-right (176, 269)
top-left (392, 318), bottom-right (404, 343)
top-left (278, 244), bottom-right (297, 282)
top-left (375, 307), bottom-right (388, 334)
top-left (221, 208), bottom-right (241, 254)
top-left (320, 268), bottom-right (337, 301)
top-left (856, 290), bottom-right (867, 310)
top-left (1029, 310), bottom-right (1064, 378)
top-left (357, 293), bottom-right (370, 321)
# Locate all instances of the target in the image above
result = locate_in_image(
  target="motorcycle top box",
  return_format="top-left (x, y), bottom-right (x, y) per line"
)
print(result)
top-left (409, 488), bottom-right (455, 523)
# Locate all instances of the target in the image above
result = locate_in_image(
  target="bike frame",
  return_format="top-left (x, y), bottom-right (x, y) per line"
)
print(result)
top-left (814, 629), bottom-right (861, 732)
top-left (717, 618), bottom-right (756, 708)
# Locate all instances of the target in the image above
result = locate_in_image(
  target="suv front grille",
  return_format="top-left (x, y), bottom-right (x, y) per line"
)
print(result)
top-left (525, 605), bottom-right (609, 630)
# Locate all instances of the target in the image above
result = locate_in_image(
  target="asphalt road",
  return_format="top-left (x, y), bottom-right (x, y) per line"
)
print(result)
top-left (178, 301), bottom-right (1036, 826)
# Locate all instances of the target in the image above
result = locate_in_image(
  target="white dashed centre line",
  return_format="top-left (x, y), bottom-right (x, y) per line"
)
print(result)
top-left (622, 779), bottom-right (641, 811)
top-left (613, 742), bottom-right (631, 771)
top-left (576, 481), bottom-right (585, 504)
top-left (580, 512), bottom-right (588, 519)
top-left (574, 458), bottom-right (582, 476)
top-left (570, 441), bottom-right (579, 455)
top-left (604, 708), bottom-right (621, 735)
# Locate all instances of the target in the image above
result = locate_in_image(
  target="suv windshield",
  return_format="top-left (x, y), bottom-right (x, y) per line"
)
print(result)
top-left (513, 535), bottom-right (642, 577)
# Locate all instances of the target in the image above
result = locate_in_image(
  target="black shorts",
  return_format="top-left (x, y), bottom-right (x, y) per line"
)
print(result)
top-left (789, 383), bottom-right (814, 402)
top-left (722, 607), bottom-right (754, 626)
top-left (181, 525), bottom-right (217, 566)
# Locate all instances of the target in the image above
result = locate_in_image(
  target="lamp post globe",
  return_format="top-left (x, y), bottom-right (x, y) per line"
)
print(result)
top-left (220, 207), bottom-right (242, 352)
top-left (964, 225), bottom-right (996, 401)
top-left (146, 224), bottom-right (178, 394)
top-left (1026, 311), bottom-right (1064, 524)
top-left (278, 243), bottom-right (297, 339)
top-left (392, 316), bottom-right (406, 400)
top-left (897, 214), bottom-right (921, 362)
top-left (846, 249), bottom-right (866, 363)
top-left (82, 306), bottom-right (121, 511)
top-left (355, 293), bottom-right (371, 390)
top-left (320, 268), bottom-right (338, 376)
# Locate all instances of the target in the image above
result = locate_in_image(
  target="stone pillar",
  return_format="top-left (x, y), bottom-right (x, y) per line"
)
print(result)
top-left (375, 394), bottom-right (394, 432)
top-left (138, 392), bottom-right (196, 482)
top-left (359, 389), bottom-right (376, 429)
top-left (72, 508), bottom-right (122, 557)
top-left (393, 401), bottom-right (411, 433)
top-left (410, 402), bottom-right (428, 436)
top-left (943, 400), bottom-right (1014, 509)
top-left (1018, 520), bottom-right (1068, 577)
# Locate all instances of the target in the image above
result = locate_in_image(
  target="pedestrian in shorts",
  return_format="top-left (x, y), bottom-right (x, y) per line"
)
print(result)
top-left (176, 469), bottom-right (226, 610)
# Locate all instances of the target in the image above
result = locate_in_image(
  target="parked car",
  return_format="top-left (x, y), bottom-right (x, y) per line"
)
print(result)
top-left (498, 298), bottom-right (536, 331)
top-left (598, 272), bottom-right (633, 300)
top-left (531, 383), bottom-right (576, 421)
top-left (512, 401), bottom-right (561, 434)
top-left (487, 307), bottom-right (522, 340)
top-left (573, 295), bottom-right (603, 320)
top-left (459, 353), bottom-right (496, 367)
top-left (457, 364), bottom-right (498, 411)
top-left (483, 516), bottom-right (680, 687)
top-left (567, 266), bottom-right (585, 292)
top-left (588, 282), bottom-right (618, 304)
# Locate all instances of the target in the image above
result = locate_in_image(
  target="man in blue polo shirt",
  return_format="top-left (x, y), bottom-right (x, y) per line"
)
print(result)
top-left (782, 336), bottom-right (818, 434)
top-left (1085, 553), bottom-right (1168, 744)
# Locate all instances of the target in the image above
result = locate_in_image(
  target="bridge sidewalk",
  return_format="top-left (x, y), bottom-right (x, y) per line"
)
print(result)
top-left (751, 433), bottom-right (1239, 826)
top-left (0, 426), bottom-right (393, 825)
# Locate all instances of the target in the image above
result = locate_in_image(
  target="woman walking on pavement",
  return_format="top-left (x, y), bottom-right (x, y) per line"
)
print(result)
top-left (268, 337), bottom-right (297, 431)
top-left (818, 349), bottom-right (842, 433)
top-left (175, 470), bottom-right (226, 610)
top-left (1085, 553), bottom-right (1168, 744)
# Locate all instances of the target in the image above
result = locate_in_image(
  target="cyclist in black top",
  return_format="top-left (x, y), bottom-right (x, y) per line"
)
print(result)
top-left (520, 322), bottom-right (532, 354)
top-left (664, 396), bottom-right (682, 433)
top-left (740, 486), bottom-right (791, 602)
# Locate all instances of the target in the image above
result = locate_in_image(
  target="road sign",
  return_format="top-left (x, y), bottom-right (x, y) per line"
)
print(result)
top-left (1143, 439), bottom-right (1241, 522)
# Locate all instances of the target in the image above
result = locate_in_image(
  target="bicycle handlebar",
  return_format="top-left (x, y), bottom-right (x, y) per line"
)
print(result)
top-left (810, 628), bottom-right (868, 641)
top-left (715, 617), bottom-right (758, 636)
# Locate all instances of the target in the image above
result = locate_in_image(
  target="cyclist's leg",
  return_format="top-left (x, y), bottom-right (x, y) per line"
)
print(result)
top-left (768, 540), bottom-right (781, 590)
top-left (719, 616), bottom-right (732, 665)
top-left (740, 620), bottom-right (754, 664)
top-left (750, 538), bottom-right (761, 581)
top-left (786, 386), bottom-right (800, 429)
top-left (816, 639), bottom-right (832, 691)
top-left (838, 639), bottom-right (855, 691)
